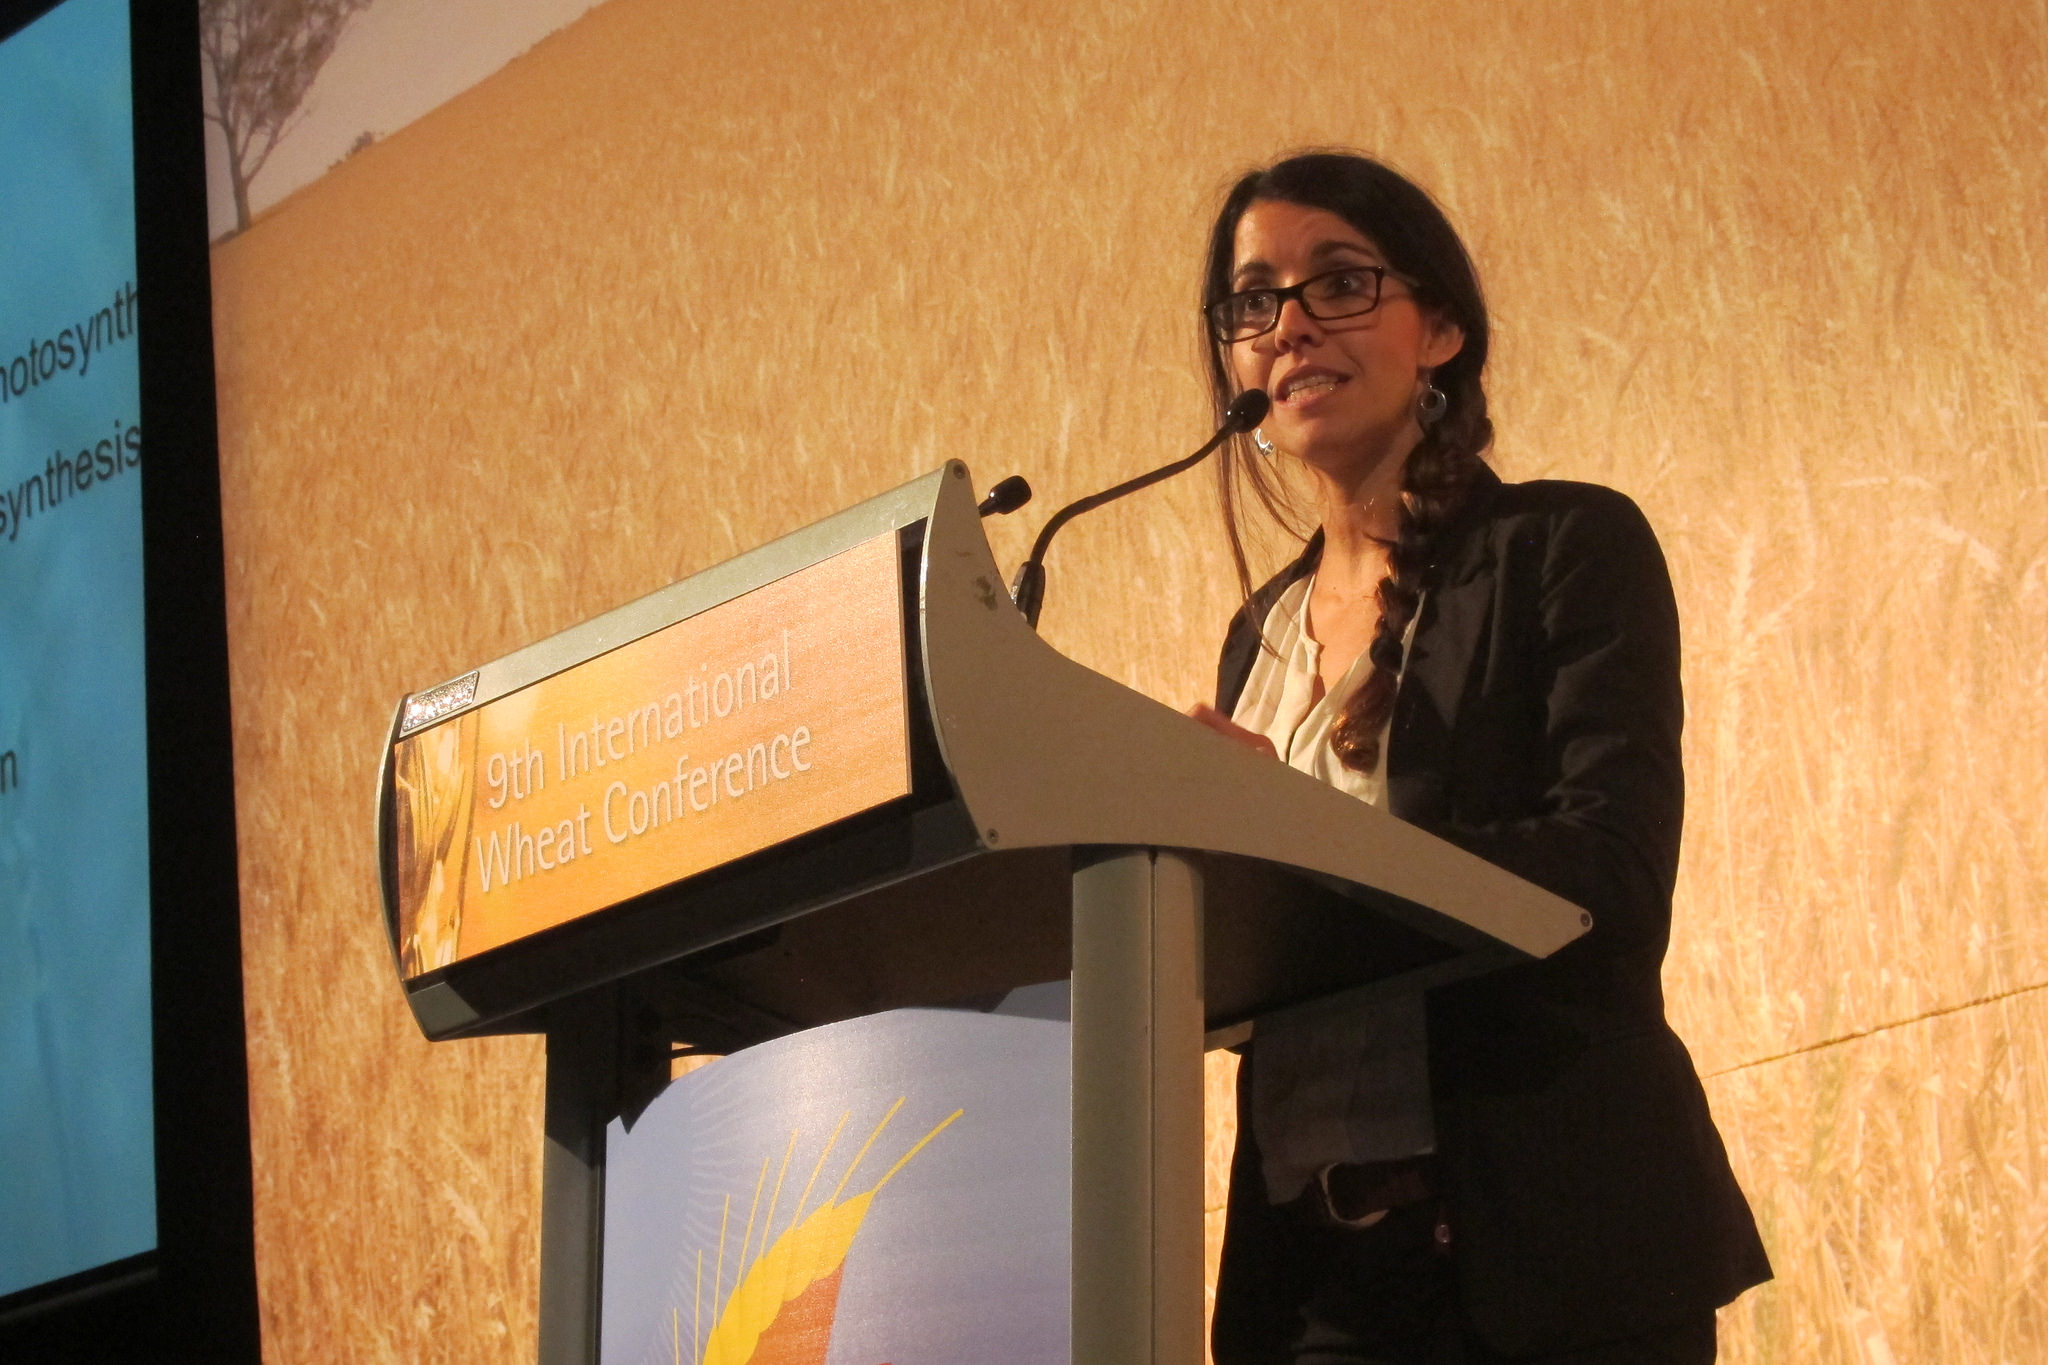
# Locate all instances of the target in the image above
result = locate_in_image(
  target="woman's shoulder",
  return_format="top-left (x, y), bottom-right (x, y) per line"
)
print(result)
top-left (1443, 472), bottom-right (1667, 576)
top-left (1467, 472), bottom-right (1655, 532)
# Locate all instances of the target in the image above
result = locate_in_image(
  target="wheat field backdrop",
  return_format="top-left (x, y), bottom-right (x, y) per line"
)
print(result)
top-left (205, 0), bottom-right (2047, 1360)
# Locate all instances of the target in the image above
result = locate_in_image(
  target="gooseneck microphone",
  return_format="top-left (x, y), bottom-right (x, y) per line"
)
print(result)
top-left (1008, 388), bottom-right (1269, 629)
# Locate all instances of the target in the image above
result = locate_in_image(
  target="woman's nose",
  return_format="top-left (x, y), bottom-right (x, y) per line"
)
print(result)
top-left (1269, 296), bottom-right (1323, 351)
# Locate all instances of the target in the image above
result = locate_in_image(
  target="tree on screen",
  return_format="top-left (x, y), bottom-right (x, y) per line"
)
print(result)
top-left (200, 0), bottom-right (372, 234)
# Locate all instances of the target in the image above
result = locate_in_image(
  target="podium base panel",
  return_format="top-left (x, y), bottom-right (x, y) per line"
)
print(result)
top-left (536, 844), bottom-right (1484, 1364)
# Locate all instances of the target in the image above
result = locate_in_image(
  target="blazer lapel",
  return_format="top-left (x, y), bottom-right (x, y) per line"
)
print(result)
top-left (1215, 533), bottom-right (1321, 713)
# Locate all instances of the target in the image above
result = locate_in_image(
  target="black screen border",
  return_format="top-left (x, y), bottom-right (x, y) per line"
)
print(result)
top-left (0, 0), bottom-right (260, 1358)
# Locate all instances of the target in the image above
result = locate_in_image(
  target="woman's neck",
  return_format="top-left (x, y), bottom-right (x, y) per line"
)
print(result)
top-left (1307, 435), bottom-right (1412, 594)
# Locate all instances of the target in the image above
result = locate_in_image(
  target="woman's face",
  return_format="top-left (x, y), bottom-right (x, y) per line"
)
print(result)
top-left (1226, 199), bottom-right (1463, 481)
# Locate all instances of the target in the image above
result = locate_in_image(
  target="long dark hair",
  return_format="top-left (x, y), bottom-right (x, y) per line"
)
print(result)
top-left (1202, 151), bottom-right (1494, 773)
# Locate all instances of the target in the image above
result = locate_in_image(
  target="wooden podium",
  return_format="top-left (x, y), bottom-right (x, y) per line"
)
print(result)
top-left (376, 463), bottom-right (1591, 1364)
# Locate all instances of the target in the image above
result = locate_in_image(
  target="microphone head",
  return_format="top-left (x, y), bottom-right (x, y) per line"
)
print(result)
top-left (1225, 388), bottom-right (1270, 433)
top-left (977, 474), bottom-right (1034, 517)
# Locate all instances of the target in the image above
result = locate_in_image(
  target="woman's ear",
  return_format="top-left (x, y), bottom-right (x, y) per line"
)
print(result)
top-left (1421, 313), bottom-right (1466, 371)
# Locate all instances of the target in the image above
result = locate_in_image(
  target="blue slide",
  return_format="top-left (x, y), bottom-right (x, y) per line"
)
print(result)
top-left (0, 0), bottom-right (156, 1300)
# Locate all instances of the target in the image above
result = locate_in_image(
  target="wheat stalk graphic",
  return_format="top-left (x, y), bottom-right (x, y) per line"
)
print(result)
top-left (667, 1098), bottom-right (962, 1365)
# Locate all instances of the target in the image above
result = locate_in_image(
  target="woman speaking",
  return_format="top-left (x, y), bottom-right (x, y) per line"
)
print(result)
top-left (1185, 152), bottom-right (1771, 1363)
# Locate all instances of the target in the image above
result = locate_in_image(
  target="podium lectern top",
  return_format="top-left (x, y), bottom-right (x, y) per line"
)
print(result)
top-left (378, 463), bottom-right (1589, 1044)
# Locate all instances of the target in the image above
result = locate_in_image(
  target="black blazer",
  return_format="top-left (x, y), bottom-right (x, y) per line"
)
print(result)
top-left (1211, 470), bottom-right (1771, 1357)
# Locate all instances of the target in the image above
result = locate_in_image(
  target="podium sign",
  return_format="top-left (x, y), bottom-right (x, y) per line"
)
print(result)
top-left (388, 532), bottom-right (910, 978)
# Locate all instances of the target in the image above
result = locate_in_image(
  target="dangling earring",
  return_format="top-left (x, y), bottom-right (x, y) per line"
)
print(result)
top-left (1416, 380), bottom-right (1448, 427)
top-left (1252, 427), bottom-right (1278, 457)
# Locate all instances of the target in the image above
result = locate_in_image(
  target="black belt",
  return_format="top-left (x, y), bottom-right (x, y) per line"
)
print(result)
top-left (1315, 1154), bottom-right (1437, 1227)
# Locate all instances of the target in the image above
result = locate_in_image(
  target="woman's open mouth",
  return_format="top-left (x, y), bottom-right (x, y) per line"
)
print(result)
top-left (1277, 369), bottom-right (1348, 404)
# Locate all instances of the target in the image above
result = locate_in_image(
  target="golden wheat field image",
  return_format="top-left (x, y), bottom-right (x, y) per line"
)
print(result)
top-left (205, 0), bottom-right (2046, 1360)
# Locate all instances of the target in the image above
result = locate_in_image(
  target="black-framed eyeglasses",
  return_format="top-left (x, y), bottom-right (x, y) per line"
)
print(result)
top-left (1205, 265), bottom-right (1400, 343)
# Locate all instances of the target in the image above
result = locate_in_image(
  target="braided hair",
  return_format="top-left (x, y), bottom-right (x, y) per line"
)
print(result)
top-left (1202, 152), bottom-right (1495, 774)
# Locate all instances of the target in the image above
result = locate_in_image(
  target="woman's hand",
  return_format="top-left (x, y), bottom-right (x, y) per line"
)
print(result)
top-left (1184, 703), bottom-right (1279, 761)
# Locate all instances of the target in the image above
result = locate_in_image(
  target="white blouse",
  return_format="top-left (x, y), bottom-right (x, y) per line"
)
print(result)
top-left (1229, 572), bottom-right (1393, 805)
top-left (1232, 572), bottom-right (1436, 1207)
